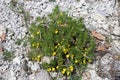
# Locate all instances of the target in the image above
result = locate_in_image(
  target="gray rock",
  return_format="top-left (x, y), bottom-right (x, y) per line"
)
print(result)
top-left (0, 0), bottom-right (120, 80)
top-left (13, 57), bottom-right (21, 65)
top-left (29, 70), bottom-right (50, 80)
top-left (31, 62), bottom-right (40, 72)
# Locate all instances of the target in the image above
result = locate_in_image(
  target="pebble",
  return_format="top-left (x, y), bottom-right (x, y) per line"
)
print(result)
top-left (31, 63), bottom-right (40, 72)
top-left (13, 57), bottom-right (21, 65)
top-left (0, 0), bottom-right (120, 80)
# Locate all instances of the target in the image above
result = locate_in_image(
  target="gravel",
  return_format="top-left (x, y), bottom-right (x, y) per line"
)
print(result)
top-left (0, 0), bottom-right (120, 80)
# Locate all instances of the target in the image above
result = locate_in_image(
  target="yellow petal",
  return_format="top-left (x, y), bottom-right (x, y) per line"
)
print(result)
top-left (47, 68), bottom-right (51, 72)
top-left (55, 30), bottom-right (58, 34)
top-left (83, 58), bottom-right (86, 64)
top-left (55, 46), bottom-right (58, 49)
top-left (69, 66), bottom-right (74, 72)
top-left (52, 52), bottom-right (56, 56)
top-left (68, 44), bottom-right (70, 47)
top-left (67, 71), bottom-right (70, 76)
top-left (61, 70), bottom-right (65, 74)
top-left (57, 43), bottom-right (60, 46)
top-left (32, 57), bottom-right (34, 60)
top-left (37, 43), bottom-right (39, 46)
top-left (36, 45), bottom-right (39, 48)
top-left (63, 48), bottom-right (68, 54)
top-left (37, 58), bottom-right (40, 62)
top-left (71, 54), bottom-right (74, 59)
top-left (83, 53), bottom-right (86, 57)
top-left (52, 67), bottom-right (55, 71)
top-left (75, 59), bottom-right (79, 63)
top-left (35, 57), bottom-right (37, 61)
top-left (66, 54), bottom-right (70, 58)
top-left (32, 44), bottom-right (35, 47)
top-left (63, 68), bottom-right (66, 72)
top-left (56, 66), bottom-right (59, 69)
top-left (36, 31), bottom-right (40, 34)
top-left (31, 34), bottom-right (34, 38)
top-left (88, 59), bottom-right (92, 63)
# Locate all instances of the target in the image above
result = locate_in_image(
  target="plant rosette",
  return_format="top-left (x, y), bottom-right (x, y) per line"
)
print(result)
top-left (28, 6), bottom-right (96, 79)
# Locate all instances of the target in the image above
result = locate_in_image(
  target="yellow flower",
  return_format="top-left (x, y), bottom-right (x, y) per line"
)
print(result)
top-left (55, 46), bottom-right (58, 49)
top-left (57, 43), bottom-right (60, 46)
top-left (66, 54), bottom-right (70, 58)
top-left (60, 24), bottom-right (64, 27)
top-left (52, 67), bottom-right (55, 71)
top-left (37, 58), bottom-right (40, 62)
top-left (85, 48), bottom-right (87, 51)
top-left (36, 46), bottom-right (39, 48)
top-left (36, 31), bottom-right (40, 34)
top-left (62, 38), bottom-right (65, 41)
top-left (31, 34), bottom-right (34, 38)
top-left (83, 58), bottom-right (86, 64)
top-left (61, 70), bottom-right (65, 75)
top-left (32, 57), bottom-right (34, 60)
top-left (75, 46), bottom-right (78, 49)
top-left (71, 54), bottom-right (74, 59)
top-left (32, 43), bottom-right (35, 47)
top-left (55, 30), bottom-right (58, 34)
top-left (88, 59), bottom-right (92, 63)
top-left (83, 53), bottom-right (86, 57)
top-left (37, 55), bottom-right (40, 58)
top-left (37, 55), bottom-right (41, 62)
top-left (85, 51), bottom-right (88, 54)
top-left (75, 59), bottom-right (79, 63)
top-left (36, 43), bottom-right (39, 48)
top-left (67, 71), bottom-right (70, 76)
top-left (61, 68), bottom-right (66, 75)
top-left (37, 43), bottom-right (39, 46)
top-left (63, 68), bottom-right (66, 72)
top-left (69, 66), bottom-right (74, 72)
top-left (68, 44), bottom-right (70, 47)
top-left (52, 52), bottom-right (56, 56)
top-left (56, 66), bottom-right (59, 69)
top-left (35, 57), bottom-right (37, 61)
top-left (47, 68), bottom-right (51, 72)
top-left (57, 21), bottom-right (61, 25)
top-left (63, 48), bottom-right (68, 54)
top-left (60, 12), bottom-right (63, 16)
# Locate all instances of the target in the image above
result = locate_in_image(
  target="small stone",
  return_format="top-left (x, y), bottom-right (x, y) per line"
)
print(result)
top-left (91, 30), bottom-right (105, 41)
top-left (100, 53), bottom-right (113, 65)
top-left (13, 57), bottom-right (21, 65)
top-left (31, 63), bottom-right (40, 72)
top-left (113, 54), bottom-right (120, 60)
top-left (112, 40), bottom-right (120, 53)
top-left (9, 77), bottom-right (16, 80)
top-left (92, 13), bottom-right (106, 23)
top-left (113, 27), bottom-right (120, 36)
top-left (82, 71), bottom-right (91, 80)
top-left (50, 72), bottom-right (57, 78)
top-left (29, 70), bottom-right (50, 80)
top-left (96, 44), bottom-right (107, 52)
top-left (41, 56), bottom-right (51, 64)
top-left (35, 70), bottom-right (50, 80)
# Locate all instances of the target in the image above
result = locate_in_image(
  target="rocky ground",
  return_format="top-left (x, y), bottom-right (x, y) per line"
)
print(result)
top-left (0, 0), bottom-right (120, 80)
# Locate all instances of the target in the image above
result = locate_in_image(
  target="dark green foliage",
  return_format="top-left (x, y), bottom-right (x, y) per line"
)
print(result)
top-left (28, 6), bottom-right (96, 79)
top-left (3, 50), bottom-right (14, 61)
